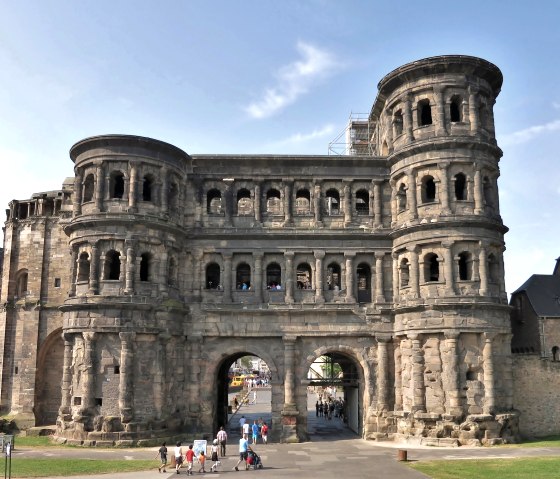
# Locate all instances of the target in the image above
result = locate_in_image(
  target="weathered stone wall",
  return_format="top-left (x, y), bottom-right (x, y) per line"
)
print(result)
top-left (513, 355), bottom-right (560, 437)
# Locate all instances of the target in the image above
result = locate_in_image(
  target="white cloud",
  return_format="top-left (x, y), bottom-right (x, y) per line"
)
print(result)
top-left (500, 119), bottom-right (560, 146)
top-left (245, 42), bottom-right (340, 119)
top-left (553, 101), bottom-right (560, 110)
top-left (273, 124), bottom-right (335, 146)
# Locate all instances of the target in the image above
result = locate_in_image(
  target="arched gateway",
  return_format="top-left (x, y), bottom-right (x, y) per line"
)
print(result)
top-left (0, 56), bottom-right (519, 446)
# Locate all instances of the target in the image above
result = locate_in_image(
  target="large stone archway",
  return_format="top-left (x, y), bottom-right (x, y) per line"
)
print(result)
top-left (35, 329), bottom-right (64, 426)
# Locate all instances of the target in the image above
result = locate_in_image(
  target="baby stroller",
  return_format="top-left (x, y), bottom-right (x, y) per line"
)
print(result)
top-left (247, 450), bottom-right (264, 469)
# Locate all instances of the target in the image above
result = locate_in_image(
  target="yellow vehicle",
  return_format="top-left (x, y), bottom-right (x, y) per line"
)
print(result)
top-left (230, 376), bottom-right (245, 387)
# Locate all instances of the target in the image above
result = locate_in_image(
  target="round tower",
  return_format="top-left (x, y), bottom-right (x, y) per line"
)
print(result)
top-left (371, 56), bottom-right (516, 444)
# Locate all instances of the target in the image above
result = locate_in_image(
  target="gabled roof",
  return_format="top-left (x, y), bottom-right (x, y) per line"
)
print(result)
top-left (512, 274), bottom-right (560, 317)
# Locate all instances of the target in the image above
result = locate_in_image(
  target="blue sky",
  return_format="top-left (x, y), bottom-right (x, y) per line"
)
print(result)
top-left (0, 0), bottom-right (558, 295)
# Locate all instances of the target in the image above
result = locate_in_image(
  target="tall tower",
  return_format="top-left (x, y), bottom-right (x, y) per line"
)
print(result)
top-left (370, 56), bottom-right (514, 442)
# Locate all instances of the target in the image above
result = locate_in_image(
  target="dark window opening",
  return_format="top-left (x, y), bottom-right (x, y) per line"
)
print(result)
top-left (295, 189), bottom-right (311, 214)
top-left (357, 263), bottom-right (371, 291)
top-left (54, 278), bottom-right (61, 288)
top-left (419, 100), bottom-right (432, 126)
top-left (169, 182), bottom-right (179, 210)
top-left (237, 188), bottom-right (252, 215)
top-left (326, 263), bottom-right (341, 290)
top-left (266, 263), bottom-right (282, 289)
top-left (168, 257), bottom-right (177, 286)
top-left (397, 183), bottom-right (407, 212)
top-left (355, 189), bottom-right (369, 215)
top-left (78, 252), bottom-right (90, 282)
top-left (140, 253), bottom-right (150, 282)
top-left (425, 253), bottom-right (439, 282)
top-left (466, 370), bottom-right (477, 381)
top-left (450, 98), bottom-right (462, 122)
top-left (394, 110), bottom-right (403, 136)
top-left (73, 397), bottom-right (82, 406)
top-left (14, 366), bottom-right (18, 375)
top-left (207, 189), bottom-right (222, 214)
top-left (83, 174), bottom-right (94, 202)
top-left (552, 346), bottom-right (559, 361)
top-left (325, 189), bottom-right (340, 215)
top-left (110, 172), bottom-right (125, 199)
top-left (236, 263), bottom-right (251, 289)
top-left (296, 263), bottom-right (312, 289)
top-left (454, 173), bottom-right (467, 200)
top-left (142, 175), bottom-right (153, 202)
top-left (104, 250), bottom-right (121, 280)
top-left (422, 176), bottom-right (436, 203)
top-left (400, 259), bottom-right (410, 287)
top-left (15, 270), bottom-right (28, 297)
top-left (483, 176), bottom-right (494, 207)
top-left (458, 252), bottom-right (472, 280)
top-left (114, 365), bottom-right (120, 374)
top-left (95, 398), bottom-right (103, 406)
top-left (206, 263), bottom-right (221, 289)
top-left (488, 253), bottom-right (500, 283)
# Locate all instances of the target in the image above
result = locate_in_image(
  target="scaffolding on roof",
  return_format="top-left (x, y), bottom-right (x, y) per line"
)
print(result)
top-left (328, 113), bottom-right (375, 156)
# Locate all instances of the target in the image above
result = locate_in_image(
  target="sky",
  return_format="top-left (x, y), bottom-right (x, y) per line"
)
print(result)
top-left (0, 0), bottom-right (558, 296)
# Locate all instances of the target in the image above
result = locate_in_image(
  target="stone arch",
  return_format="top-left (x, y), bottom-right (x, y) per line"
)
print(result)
top-left (35, 328), bottom-right (64, 426)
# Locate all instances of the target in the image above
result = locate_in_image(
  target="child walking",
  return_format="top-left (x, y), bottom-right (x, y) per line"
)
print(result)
top-left (185, 444), bottom-right (195, 475)
top-left (198, 450), bottom-right (207, 473)
top-left (210, 439), bottom-right (221, 472)
top-left (155, 442), bottom-right (168, 473)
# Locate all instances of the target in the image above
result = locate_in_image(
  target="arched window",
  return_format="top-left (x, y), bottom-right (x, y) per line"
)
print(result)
top-left (326, 263), bottom-right (341, 290)
top-left (355, 189), bottom-right (369, 215)
top-left (458, 251), bottom-right (472, 280)
top-left (104, 250), bottom-right (121, 280)
top-left (207, 189), bottom-right (222, 214)
top-left (357, 263), bottom-right (371, 303)
top-left (325, 189), bottom-right (340, 215)
top-left (206, 263), bottom-right (221, 289)
top-left (15, 269), bottom-right (28, 298)
top-left (450, 96), bottom-right (462, 122)
top-left (424, 253), bottom-right (439, 282)
top-left (397, 183), bottom-right (407, 212)
top-left (110, 171), bottom-right (125, 199)
top-left (421, 175), bottom-right (436, 203)
top-left (295, 189), bottom-right (311, 214)
top-left (142, 175), bottom-right (154, 202)
top-left (266, 189), bottom-right (282, 214)
top-left (296, 263), bottom-right (312, 289)
top-left (454, 173), bottom-right (467, 200)
top-left (237, 188), bottom-right (252, 215)
top-left (418, 100), bottom-right (432, 126)
top-left (77, 252), bottom-right (90, 282)
top-left (139, 253), bottom-right (151, 281)
top-left (483, 176), bottom-right (494, 207)
top-left (487, 253), bottom-right (500, 283)
top-left (83, 174), bottom-right (94, 202)
top-left (400, 258), bottom-right (410, 287)
top-left (266, 263), bottom-right (282, 289)
top-left (552, 346), bottom-right (559, 361)
top-left (168, 256), bottom-right (177, 286)
top-left (236, 263), bottom-right (251, 289)
top-left (393, 110), bottom-right (403, 136)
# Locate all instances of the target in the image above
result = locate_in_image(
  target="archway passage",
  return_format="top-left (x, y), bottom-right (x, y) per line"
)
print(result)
top-left (306, 352), bottom-right (361, 439)
top-left (34, 330), bottom-right (64, 425)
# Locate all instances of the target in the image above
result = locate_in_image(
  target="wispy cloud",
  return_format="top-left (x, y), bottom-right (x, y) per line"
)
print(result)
top-left (245, 42), bottom-right (340, 119)
top-left (553, 102), bottom-right (560, 110)
top-left (500, 119), bottom-right (560, 146)
top-left (273, 124), bottom-right (335, 146)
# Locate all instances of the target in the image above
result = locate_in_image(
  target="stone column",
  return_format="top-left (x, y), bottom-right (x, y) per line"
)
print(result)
top-left (498, 248), bottom-right (507, 301)
top-left (153, 333), bottom-right (169, 420)
top-left (224, 182), bottom-right (233, 227)
top-left (439, 163), bottom-right (451, 215)
top-left (375, 252), bottom-right (385, 303)
top-left (284, 251), bottom-right (294, 304)
top-left (408, 246), bottom-right (420, 299)
top-left (442, 240), bottom-right (455, 296)
top-left (434, 85), bottom-right (447, 136)
top-left (390, 179), bottom-right (397, 226)
top-left (483, 333), bottom-right (496, 414)
top-left (222, 254), bottom-right (233, 303)
top-left (128, 162), bottom-right (138, 210)
top-left (314, 250), bottom-right (325, 304)
top-left (313, 182), bottom-right (322, 226)
top-left (73, 169), bottom-right (83, 216)
top-left (254, 182), bottom-right (261, 224)
top-left (444, 332), bottom-right (462, 416)
top-left (502, 333), bottom-right (514, 409)
top-left (188, 335), bottom-right (202, 423)
top-left (281, 335), bottom-right (299, 442)
top-left (89, 242), bottom-right (99, 294)
top-left (344, 252), bottom-right (356, 303)
top-left (193, 249), bottom-right (203, 300)
top-left (392, 252), bottom-right (399, 303)
top-left (159, 249), bottom-right (169, 297)
top-left (404, 95), bottom-right (414, 142)
top-left (160, 167), bottom-right (168, 214)
top-left (81, 332), bottom-right (97, 413)
top-left (69, 246), bottom-right (78, 297)
top-left (478, 242), bottom-right (489, 296)
top-left (254, 252), bottom-right (264, 303)
top-left (468, 87), bottom-right (479, 133)
top-left (406, 169), bottom-right (417, 219)
top-left (410, 334), bottom-right (425, 413)
top-left (283, 180), bottom-right (293, 226)
top-left (376, 336), bottom-right (390, 411)
top-left (94, 162), bottom-right (104, 212)
top-left (393, 337), bottom-right (403, 411)
top-left (124, 244), bottom-right (135, 294)
top-left (373, 180), bottom-right (382, 228)
top-left (473, 165), bottom-right (483, 214)
top-left (119, 332), bottom-right (135, 423)
top-left (343, 182), bottom-right (352, 226)
top-left (385, 109), bottom-right (394, 152)
top-left (59, 333), bottom-right (74, 418)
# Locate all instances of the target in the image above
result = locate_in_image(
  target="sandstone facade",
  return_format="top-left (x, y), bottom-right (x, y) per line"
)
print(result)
top-left (0, 55), bottom-right (521, 445)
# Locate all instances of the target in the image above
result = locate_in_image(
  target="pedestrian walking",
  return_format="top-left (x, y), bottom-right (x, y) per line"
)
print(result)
top-left (155, 442), bottom-right (168, 473)
top-left (198, 450), bottom-right (207, 473)
top-left (260, 422), bottom-right (269, 445)
top-left (174, 442), bottom-right (184, 474)
top-left (217, 426), bottom-right (228, 457)
top-left (239, 415), bottom-right (246, 435)
top-left (185, 444), bottom-right (195, 475)
top-left (251, 420), bottom-right (259, 444)
top-left (210, 439), bottom-right (221, 472)
top-left (233, 434), bottom-right (252, 471)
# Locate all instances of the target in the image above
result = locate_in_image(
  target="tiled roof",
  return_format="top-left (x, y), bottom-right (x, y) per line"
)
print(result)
top-left (512, 274), bottom-right (560, 317)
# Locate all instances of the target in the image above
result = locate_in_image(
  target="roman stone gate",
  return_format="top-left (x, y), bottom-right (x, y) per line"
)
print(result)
top-left (0, 55), bottom-right (520, 446)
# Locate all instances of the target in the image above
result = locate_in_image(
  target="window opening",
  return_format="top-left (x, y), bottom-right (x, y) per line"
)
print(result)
top-left (400, 258), bottom-right (410, 287)
top-left (104, 250), bottom-right (121, 280)
top-left (355, 189), bottom-right (369, 215)
top-left (15, 270), bottom-right (28, 297)
top-left (207, 189), bottom-right (222, 214)
top-left (454, 173), bottom-right (467, 200)
top-left (326, 263), bottom-right (341, 290)
top-left (552, 346), bottom-right (559, 361)
top-left (296, 263), bottom-right (312, 289)
top-left (325, 189), bottom-right (340, 215)
top-left (266, 189), bottom-right (282, 215)
top-left (169, 182), bottom-right (179, 210)
top-left (83, 174), bottom-right (94, 202)
top-left (78, 252), bottom-right (90, 282)
top-left (397, 183), bottom-right (407, 212)
top-left (142, 175), bottom-right (153, 202)
top-left (422, 176), bottom-right (436, 203)
top-left (483, 176), bottom-right (494, 207)
top-left (418, 100), bottom-right (432, 126)
top-left (450, 97), bottom-right (462, 122)
top-left (266, 263), bottom-right (282, 289)
top-left (487, 253), bottom-right (499, 283)
top-left (458, 252), bottom-right (472, 280)
top-left (206, 263), bottom-right (221, 289)
top-left (425, 253), bottom-right (439, 282)
top-left (295, 189), bottom-right (311, 214)
top-left (110, 172), bottom-right (125, 199)
top-left (236, 263), bottom-right (251, 289)
top-left (357, 263), bottom-right (371, 291)
top-left (54, 278), bottom-right (61, 288)
top-left (140, 253), bottom-right (150, 281)
top-left (237, 188), bottom-right (253, 215)
top-left (393, 110), bottom-right (403, 136)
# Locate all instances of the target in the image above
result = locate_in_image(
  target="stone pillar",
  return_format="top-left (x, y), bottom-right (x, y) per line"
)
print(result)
top-left (390, 179), bottom-right (397, 226)
top-left (406, 169), bottom-right (417, 219)
top-left (473, 165), bottom-right (483, 215)
top-left (343, 182), bottom-right (352, 226)
top-left (193, 249), bottom-right (203, 300)
top-left (153, 333), bottom-right (169, 420)
top-left (59, 333), bottom-right (74, 418)
top-left (128, 162), bottom-right (138, 210)
top-left (394, 337), bottom-right (403, 411)
top-left (69, 246), bottom-right (78, 297)
top-left (124, 244), bottom-right (135, 294)
top-left (483, 333), bottom-right (496, 414)
top-left (119, 332), bottom-right (135, 423)
top-left (408, 246), bottom-right (420, 299)
top-left (442, 240), bottom-right (455, 296)
top-left (410, 334), bottom-right (425, 413)
top-left (187, 335), bottom-right (202, 426)
top-left (434, 85), bottom-right (447, 136)
top-left (159, 249), bottom-right (169, 297)
top-left (222, 254), bottom-right (232, 303)
top-left (373, 180), bottom-right (382, 228)
top-left (89, 242), bottom-right (99, 294)
top-left (385, 109), bottom-right (394, 152)
top-left (375, 252), bottom-right (385, 303)
top-left (73, 169), bottom-right (83, 216)
top-left (281, 335), bottom-right (299, 442)
top-left (344, 253), bottom-right (356, 303)
top-left (81, 332), bottom-right (97, 413)
top-left (376, 336), bottom-right (390, 411)
top-left (254, 182), bottom-right (261, 224)
top-left (284, 251), bottom-right (294, 304)
top-left (478, 242), bottom-right (488, 296)
top-left (224, 181), bottom-right (233, 227)
top-left (254, 252), bottom-right (264, 303)
top-left (94, 162), bottom-right (104, 212)
top-left (283, 180), bottom-right (293, 226)
top-left (468, 87), bottom-right (479, 133)
top-left (498, 248), bottom-right (507, 302)
top-left (392, 252), bottom-right (399, 304)
top-left (314, 250), bottom-right (325, 304)
top-left (404, 95), bottom-right (414, 142)
top-left (444, 332), bottom-right (462, 416)
top-left (313, 182), bottom-right (322, 226)
top-left (502, 333), bottom-right (514, 409)
top-left (439, 163), bottom-right (451, 215)
top-left (160, 167), bottom-right (168, 214)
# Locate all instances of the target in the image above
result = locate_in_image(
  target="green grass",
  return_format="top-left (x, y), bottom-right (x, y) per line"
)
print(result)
top-left (6, 458), bottom-right (156, 477)
top-left (508, 435), bottom-right (560, 448)
top-left (11, 435), bottom-right (57, 447)
top-left (409, 457), bottom-right (560, 479)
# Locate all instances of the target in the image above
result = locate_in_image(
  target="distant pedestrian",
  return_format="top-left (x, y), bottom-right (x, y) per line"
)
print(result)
top-left (198, 450), bottom-right (206, 473)
top-left (251, 420), bottom-right (259, 444)
top-left (185, 444), bottom-right (195, 475)
top-left (174, 442), bottom-right (184, 474)
top-left (315, 400), bottom-right (320, 417)
top-left (210, 439), bottom-right (221, 472)
top-left (217, 426), bottom-right (228, 456)
top-left (233, 434), bottom-right (252, 471)
top-left (239, 415), bottom-right (246, 434)
top-left (260, 422), bottom-right (269, 445)
top-left (155, 442), bottom-right (167, 473)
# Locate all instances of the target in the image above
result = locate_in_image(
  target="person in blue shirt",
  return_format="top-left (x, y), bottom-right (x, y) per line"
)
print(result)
top-left (251, 420), bottom-right (260, 444)
top-left (233, 434), bottom-right (252, 471)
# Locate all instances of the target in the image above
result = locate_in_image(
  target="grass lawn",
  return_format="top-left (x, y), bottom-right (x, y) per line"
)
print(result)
top-left (409, 457), bottom-right (560, 479)
top-left (6, 458), bottom-right (156, 477)
top-left (506, 435), bottom-right (560, 448)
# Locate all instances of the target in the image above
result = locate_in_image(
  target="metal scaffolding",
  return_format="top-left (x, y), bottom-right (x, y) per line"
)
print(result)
top-left (328, 113), bottom-right (374, 156)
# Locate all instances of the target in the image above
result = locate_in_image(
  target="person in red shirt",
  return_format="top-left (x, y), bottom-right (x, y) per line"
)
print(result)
top-left (260, 422), bottom-right (269, 445)
top-left (185, 444), bottom-right (196, 475)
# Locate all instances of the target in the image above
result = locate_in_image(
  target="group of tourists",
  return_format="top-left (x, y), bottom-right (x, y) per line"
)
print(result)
top-left (238, 415), bottom-right (269, 444)
top-left (315, 397), bottom-right (346, 421)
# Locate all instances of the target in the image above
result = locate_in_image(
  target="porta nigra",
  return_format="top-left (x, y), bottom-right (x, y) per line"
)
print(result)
top-left (0, 55), bottom-right (521, 446)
